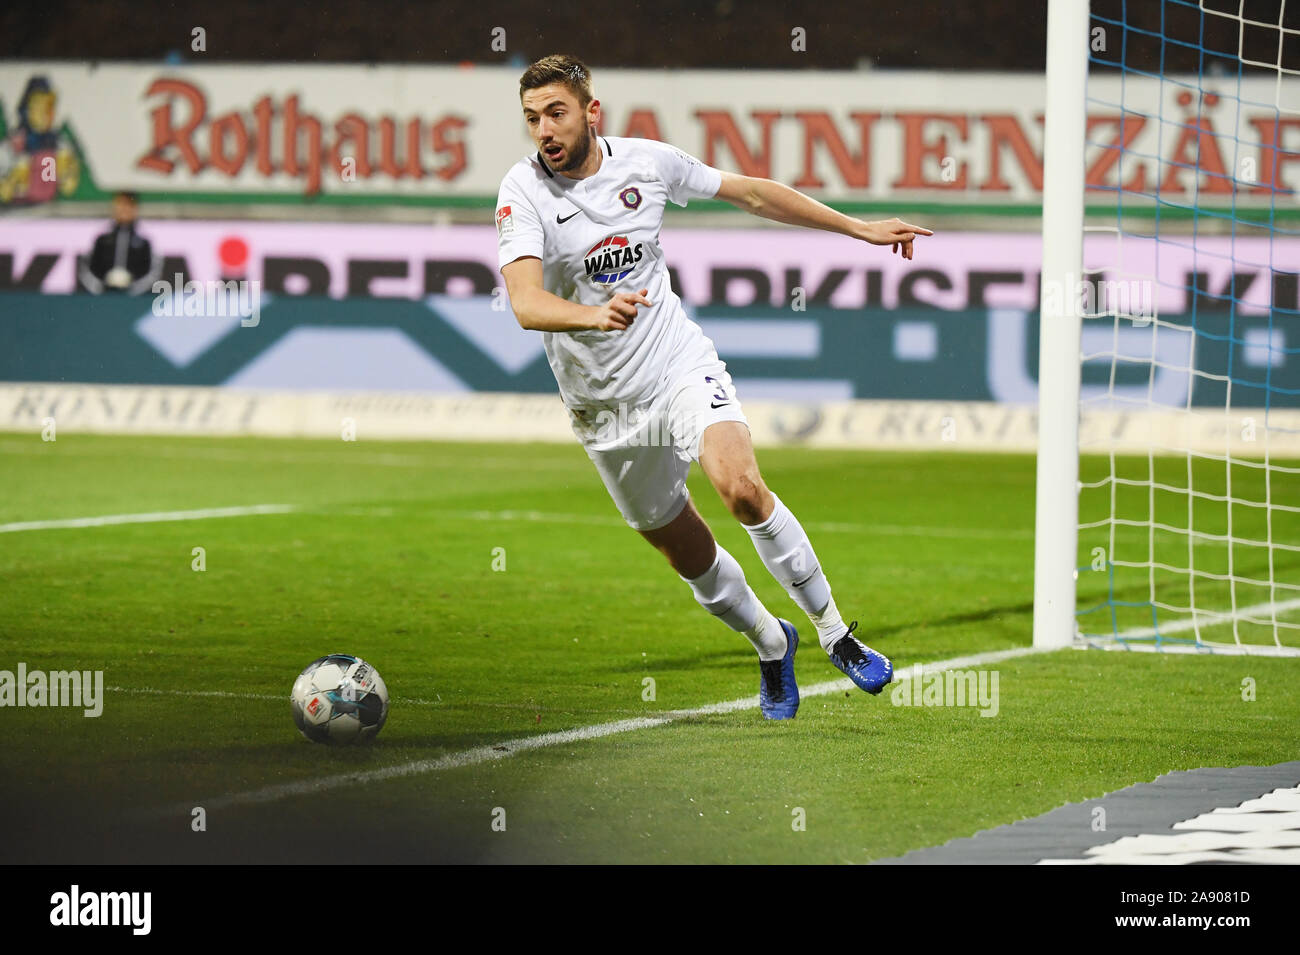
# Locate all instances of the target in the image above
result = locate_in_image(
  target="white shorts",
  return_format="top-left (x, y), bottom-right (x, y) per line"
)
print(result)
top-left (568, 361), bottom-right (749, 531)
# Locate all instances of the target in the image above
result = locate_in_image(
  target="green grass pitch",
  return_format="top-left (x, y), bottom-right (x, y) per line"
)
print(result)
top-left (2, 432), bottom-right (1297, 863)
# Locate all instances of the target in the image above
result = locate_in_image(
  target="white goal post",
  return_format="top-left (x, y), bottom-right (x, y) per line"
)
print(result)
top-left (1033, 0), bottom-right (1300, 656)
top-left (1033, 0), bottom-right (1089, 651)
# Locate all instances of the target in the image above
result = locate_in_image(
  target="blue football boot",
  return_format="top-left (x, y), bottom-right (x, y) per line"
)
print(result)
top-left (828, 621), bottom-right (893, 695)
top-left (759, 619), bottom-right (800, 719)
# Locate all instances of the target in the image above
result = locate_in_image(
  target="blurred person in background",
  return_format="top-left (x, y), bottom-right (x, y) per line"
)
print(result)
top-left (78, 190), bottom-right (160, 295)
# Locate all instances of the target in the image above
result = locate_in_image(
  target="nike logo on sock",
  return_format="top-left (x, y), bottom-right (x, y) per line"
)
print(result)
top-left (792, 567), bottom-right (820, 588)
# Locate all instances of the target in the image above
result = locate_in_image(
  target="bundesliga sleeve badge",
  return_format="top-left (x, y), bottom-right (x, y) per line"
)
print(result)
top-left (496, 205), bottom-right (515, 236)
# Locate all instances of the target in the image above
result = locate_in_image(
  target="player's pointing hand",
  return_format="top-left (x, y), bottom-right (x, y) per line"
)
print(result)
top-left (861, 217), bottom-right (935, 260)
top-left (592, 288), bottom-right (652, 331)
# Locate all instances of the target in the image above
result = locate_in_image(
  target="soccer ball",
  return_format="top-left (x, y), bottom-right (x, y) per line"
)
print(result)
top-left (290, 654), bottom-right (389, 744)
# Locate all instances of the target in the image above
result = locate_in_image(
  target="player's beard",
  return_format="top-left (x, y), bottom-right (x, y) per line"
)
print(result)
top-left (554, 128), bottom-right (595, 173)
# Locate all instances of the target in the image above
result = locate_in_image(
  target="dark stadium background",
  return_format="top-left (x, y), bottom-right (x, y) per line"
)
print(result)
top-left (4, 0), bottom-right (1262, 73)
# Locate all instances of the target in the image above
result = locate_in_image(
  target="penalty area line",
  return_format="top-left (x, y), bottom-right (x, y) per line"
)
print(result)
top-left (154, 645), bottom-right (1046, 817)
top-left (108, 685), bottom-right (444, 706)
top-left (428, 508), bottom-right (1033, 541)
top-left (0, 504), bottom-right (296, 534)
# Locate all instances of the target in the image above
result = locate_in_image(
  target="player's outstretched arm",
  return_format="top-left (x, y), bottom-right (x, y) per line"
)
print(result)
top-left (714, 171), bottom-right (934, 260)
top-left (502, 256), bottom-right (651, 332)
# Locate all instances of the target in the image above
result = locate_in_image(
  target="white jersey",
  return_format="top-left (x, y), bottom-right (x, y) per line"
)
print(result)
top-left (495, 135), bottom-right (723, 410)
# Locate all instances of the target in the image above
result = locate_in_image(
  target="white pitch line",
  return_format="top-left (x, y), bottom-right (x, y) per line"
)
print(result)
top-left (428, 508), bottom-right (1033, 540)
top-left (109, 686), bottom-right (286, 703)
top-left (108, 685), bottom-right (444, 706)
top-left (0, 439), bottom-right (579, 472)
top-left (1083, 596), bottom-right (1300, 656)
top-left (118, 598), bottom-right (1300, 712)
top-left (158, 645), bottom-right (1044, 816)
top-left (1112, 597), bottom-right (1300, 639)
top-left (140, 589), bottom-right (1300, 815)
top-left (0, 504), bottom-right (295, 534)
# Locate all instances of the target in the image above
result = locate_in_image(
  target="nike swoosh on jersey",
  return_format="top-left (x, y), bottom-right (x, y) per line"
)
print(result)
top-left (556, 210), bottom-right (581, 224)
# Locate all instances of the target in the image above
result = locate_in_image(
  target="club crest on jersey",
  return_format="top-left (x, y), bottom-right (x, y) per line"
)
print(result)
top-left (619, 187), bottom-right (642, 210)
top-left (584, 234), bottom-right (644, 285)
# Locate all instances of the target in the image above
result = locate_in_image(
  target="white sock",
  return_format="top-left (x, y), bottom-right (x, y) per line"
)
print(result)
top-left (681, 545), bottom-right (787, 660)
top-left (743, 493), bottom-right (847, 650)
top-left (810, 595), bottom-right (848, 652)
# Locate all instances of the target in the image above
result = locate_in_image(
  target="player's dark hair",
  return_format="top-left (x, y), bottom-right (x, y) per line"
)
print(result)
top-left (519, 54), bottom-right (593, 108)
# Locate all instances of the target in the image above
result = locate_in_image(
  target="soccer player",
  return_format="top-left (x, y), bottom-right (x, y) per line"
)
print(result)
top-left (497, 54), bottom-right (933, 719)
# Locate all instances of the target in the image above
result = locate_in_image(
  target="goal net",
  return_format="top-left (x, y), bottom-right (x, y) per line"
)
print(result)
top-left (1038, 0), bottom-right (1300, 655)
